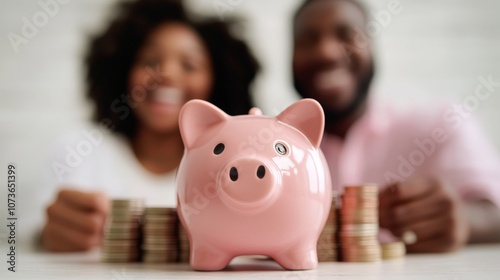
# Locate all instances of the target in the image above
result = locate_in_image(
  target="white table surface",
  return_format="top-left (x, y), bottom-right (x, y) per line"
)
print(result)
top-left (2, 244), bottom-right (500, 280)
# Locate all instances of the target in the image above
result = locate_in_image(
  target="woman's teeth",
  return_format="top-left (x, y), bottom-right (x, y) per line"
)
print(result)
top-left (314, 68), bottom-right (351, 91)
top-left (151, 87), bottom-right (183, 105)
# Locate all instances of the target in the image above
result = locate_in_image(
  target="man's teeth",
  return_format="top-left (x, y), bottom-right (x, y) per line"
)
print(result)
top-left (152, 87), bottom-right (183, 105)
top-left (314, 69), bottom-right (350, 91)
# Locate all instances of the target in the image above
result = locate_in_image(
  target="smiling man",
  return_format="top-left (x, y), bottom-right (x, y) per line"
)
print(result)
top-left (292, 0), bottom-right (500, 252)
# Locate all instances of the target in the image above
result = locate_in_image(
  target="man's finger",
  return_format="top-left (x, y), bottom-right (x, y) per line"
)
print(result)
top-left (379, 183), bottom-right (398, 207)
top-left (379, 183), bottom-right (400, 227)
top-left (58, 189), bottom-right (109, 213)
top-left (382, 178), bottom-right (436, 206)
top-left (389, 191), bottom-right (447, 228)
top-left (390, 214), bottom-right (448, 244)
top-left (405, 233), bottom-right (456, 253)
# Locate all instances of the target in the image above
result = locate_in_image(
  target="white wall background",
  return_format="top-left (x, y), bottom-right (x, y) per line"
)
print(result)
top-left (0, 0), bottom-right (499, 246)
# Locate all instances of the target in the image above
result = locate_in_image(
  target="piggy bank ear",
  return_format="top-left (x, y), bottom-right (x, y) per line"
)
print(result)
top-left (179, 99), bottom-right (228, 149)
top-left (276, 98), bottom-right (324, 148)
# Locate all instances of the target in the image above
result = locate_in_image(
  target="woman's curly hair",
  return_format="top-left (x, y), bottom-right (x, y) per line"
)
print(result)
top-left (86, 0), bottom-right (259, 139)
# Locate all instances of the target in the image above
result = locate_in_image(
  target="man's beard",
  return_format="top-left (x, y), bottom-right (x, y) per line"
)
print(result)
top-left (294, 62), bottom-right (375, 125)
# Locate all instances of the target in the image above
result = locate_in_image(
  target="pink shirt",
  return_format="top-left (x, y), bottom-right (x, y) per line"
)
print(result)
top-left (321, 101), bottom-right (500, 207)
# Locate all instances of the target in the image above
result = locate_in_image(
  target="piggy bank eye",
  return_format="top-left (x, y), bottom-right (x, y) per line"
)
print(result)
top-left (213, 143), bottom-right (225, 155)
top-left (275, 142), bottom-right (287, 155)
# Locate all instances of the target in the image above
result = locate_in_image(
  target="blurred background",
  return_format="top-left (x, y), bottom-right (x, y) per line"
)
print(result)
top-left (0, 0), bottom-right (499, 247)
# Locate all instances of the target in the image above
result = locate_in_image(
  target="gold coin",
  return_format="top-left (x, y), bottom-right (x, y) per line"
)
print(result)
top-left (342, 195), bottom-right (377, 202)
top-left (142, 251), bottom-right (178, 258)
top-left (342, 248), bottom-right (381, 255)
top-left (143, 256), bottom-right (178, 263)
top-left (340, 215), bottom-right (378, 221)
top-left (101, 253), bottom-right (138, 262)
top-left (143, 236), bottom-right (178, 242)
top-left (143, 240), bottom-right (178, 247)
top-left (341, 215), bottom-right (378, 222)
top-left (340, 234), bottom-right (377, 241)
top-left (102, 244), bottom-right (138, 252)
top-left (110, 205), bottom-right (144, 210)
top-left (144, 207), bottom-right (177, 215)
top-left (104, 231), bottom-right (139, 239)
top-left (342, 253), bottom-right (381, 258)
top-left (319, 229), bottom-right (336, 236)
top-left (144, 223), bottom-right (177, 230)
top-left (102, 239), bottom-right (137, 246)
top-left (342, 257), bottom-right (381, 262)
top-left (317, 239), bottom-right (337, 246)
top-left (342, 224), bottom-right (377, 230)
top-left (318, 236), bottom-right (336, 243)
top-left (144, 217), bottom-right (177, 224)
top-left (342, 199), bottom-right (378, 209)
top-left (142, 245), bottom-right (178, 251)
top-left (111, 198), bottom-right (144, 206)
top-left (344, 184), bottom-right (378, 192)
top-left (105, 222), bottom-right (140, 229)
top-left (342, 192), bottom-right (377, 198)
top-left (341, 207), bottom-right (378, 215)
top-left (340, 228), bottom-right (378, 236)
top-left (104, 227), bottom-right (140, 235)
top-left (341, 218), bottom-right (378, 224)
top-left (381, 242), bottom-right (406, 259)
top-left (107, 216), bottom-right (142, 223)
top-left (342, 193), bottom-right (377, 200)
top-left (340, 240), bottom-right (379, 247)
top-left (340, 213), bottom-right (378, 221)
top-left (110, 205), bottom-right (144, 212)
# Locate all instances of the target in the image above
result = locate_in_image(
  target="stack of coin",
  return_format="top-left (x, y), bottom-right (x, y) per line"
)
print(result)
top-left (340, 184), bottom-right (381, 262)
top-left (102, 199), bottom-right (144, 263)
top-left (142, 207), bottom-right (178, 263)
top-left (317, 196), bottom-right (338, 262)
top-left (381, 242), bottom-right (406, 260)
top-left (178, 222), bottom-right (190, 263)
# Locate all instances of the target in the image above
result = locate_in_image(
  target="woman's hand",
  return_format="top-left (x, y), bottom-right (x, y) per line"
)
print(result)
top-left (42, 189), bottom-right (109, 252)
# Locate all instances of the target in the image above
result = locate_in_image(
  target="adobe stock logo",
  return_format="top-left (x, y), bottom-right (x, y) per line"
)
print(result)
top-left (384, 75), bottom-right (500, 185)
top-left (51, 127), bottom-right (107, 182)
top-left (7, 0), bottom-right (71, 54)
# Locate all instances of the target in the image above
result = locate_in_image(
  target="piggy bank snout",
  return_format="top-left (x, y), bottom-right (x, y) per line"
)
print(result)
top-left (228, 164), bottom-right (266, 181)
top-left (218, 157), bottom-right (279, 209)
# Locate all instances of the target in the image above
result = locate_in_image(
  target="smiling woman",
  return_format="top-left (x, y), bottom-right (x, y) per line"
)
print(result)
top-left (127, 22), bottom-right (214, 137)
top-left (41, 0), bottom-right (260, 252)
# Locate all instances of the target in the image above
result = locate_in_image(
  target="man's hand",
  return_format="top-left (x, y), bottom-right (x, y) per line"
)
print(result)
top-left (379, 177), bottom-right (470, 252)
top-left (42, 189), bottom-right (109, 252)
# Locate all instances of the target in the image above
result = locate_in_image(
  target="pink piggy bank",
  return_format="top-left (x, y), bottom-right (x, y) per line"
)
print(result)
top-left (176, 98), bottom-right (332, 270)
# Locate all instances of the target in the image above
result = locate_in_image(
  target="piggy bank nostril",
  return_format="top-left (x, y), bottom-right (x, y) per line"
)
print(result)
top-left (256, 165), bottom-right (265, 179)
top-left (229, 167), bottom-right (238, 181)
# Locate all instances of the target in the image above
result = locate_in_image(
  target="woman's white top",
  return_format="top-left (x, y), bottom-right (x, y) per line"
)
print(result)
top-left (48, 127), bottom-right (177, 207)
